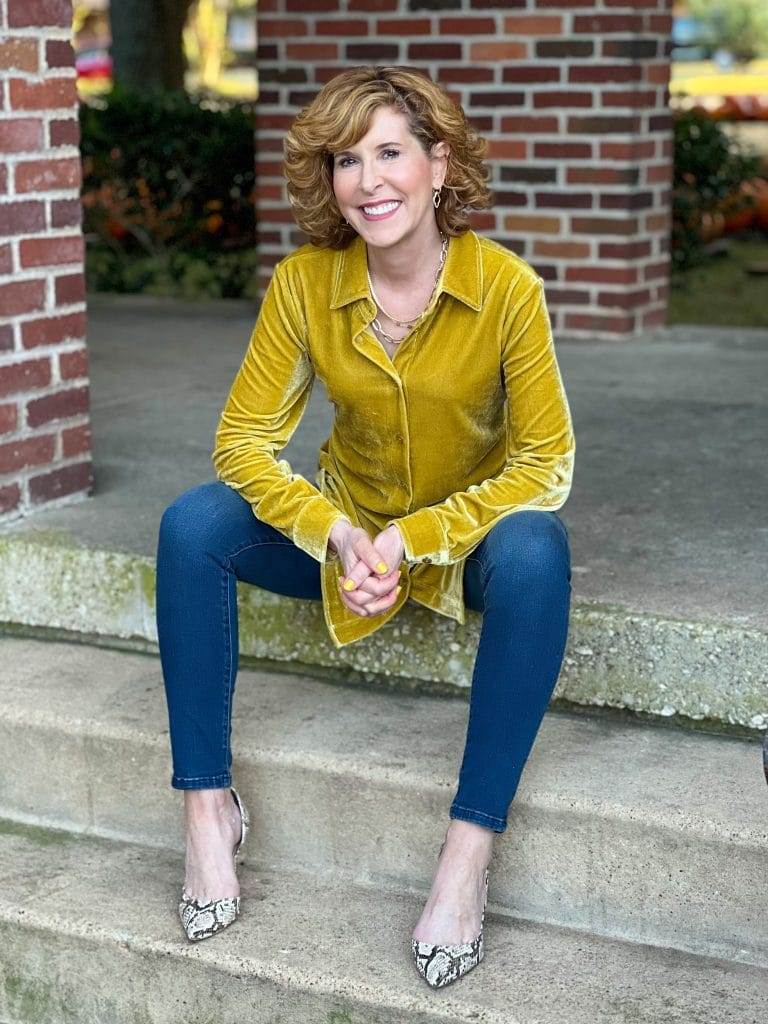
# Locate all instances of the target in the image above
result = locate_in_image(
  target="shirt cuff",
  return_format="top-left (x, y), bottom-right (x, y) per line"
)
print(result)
top-left (385, 507), bottom-right (446, 564)
top-left (294, 498), bottom-right (351, 564)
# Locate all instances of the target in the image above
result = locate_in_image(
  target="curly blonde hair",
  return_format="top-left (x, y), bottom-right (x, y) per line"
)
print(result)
top-left (283, 65), bottom-right (494, 249)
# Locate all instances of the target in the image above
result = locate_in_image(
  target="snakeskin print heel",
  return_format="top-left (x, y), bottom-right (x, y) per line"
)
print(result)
top-left (412, 840), bottom-right (490, 989)
top-left (178, 785), bottom-right (250, 942)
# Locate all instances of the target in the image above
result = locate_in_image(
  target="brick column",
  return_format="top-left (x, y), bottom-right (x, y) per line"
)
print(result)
top-left (255, 0), bottom-right (673, 337)
top-left (0, 0), bottom-right (92, 520)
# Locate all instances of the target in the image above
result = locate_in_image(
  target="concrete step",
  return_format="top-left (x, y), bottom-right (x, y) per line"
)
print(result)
top-left (1, 635), bottom-right (765, 969)
top-left (1, 818), bottom-right (765, 1024)
top-left (1, 518), bottom-right (765, 729)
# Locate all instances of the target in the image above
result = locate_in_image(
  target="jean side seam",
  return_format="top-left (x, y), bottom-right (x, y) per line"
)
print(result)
top-left (221, 558), bottom-right (233, 778)
top-left (455, 554), bottom-right (497, 831)
top-left (465, 553), bottom-right (489, 599)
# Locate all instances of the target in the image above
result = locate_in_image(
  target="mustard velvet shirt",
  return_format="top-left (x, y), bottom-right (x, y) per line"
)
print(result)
top-left (213, 227), bottom-right (575, 650)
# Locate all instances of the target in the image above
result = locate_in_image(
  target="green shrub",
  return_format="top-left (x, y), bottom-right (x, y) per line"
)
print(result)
top-left (85, 246), bottom-right (260, 300)
top-left (80, 84), bottom-right (257, 297)
top-left (672, 108), bottom-right (763, 271)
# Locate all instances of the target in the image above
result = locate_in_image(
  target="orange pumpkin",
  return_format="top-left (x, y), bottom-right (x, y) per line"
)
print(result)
top-left (749, 177), bottom-right (768, 231)
top-left (721, 179), bottom-right (755, 234)
top-left (718, 177), bottom-right (768, 235)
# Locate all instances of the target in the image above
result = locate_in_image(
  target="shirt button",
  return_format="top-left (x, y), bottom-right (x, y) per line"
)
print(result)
top-left (423, 556), bottom-right (432, 564)
top-left (394, 433), bottom-right (404, 442)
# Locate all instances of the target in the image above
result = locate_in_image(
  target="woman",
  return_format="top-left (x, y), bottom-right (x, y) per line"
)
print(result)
top-left (156, 65), bottom-right (575, 989)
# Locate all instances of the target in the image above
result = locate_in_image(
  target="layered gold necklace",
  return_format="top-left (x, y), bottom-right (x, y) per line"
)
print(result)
top-left (367, 232), bottom-right (448, 345)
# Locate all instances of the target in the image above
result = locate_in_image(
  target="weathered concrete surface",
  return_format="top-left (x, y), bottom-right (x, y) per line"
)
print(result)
top-left (1, 819), bottom-right (766, 1024)
top-left (1, 636), bottom-right (765, 965)
top-left (0, 296), bottom-right (766, 725)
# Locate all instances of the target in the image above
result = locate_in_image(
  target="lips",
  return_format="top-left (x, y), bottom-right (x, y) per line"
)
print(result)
top-left (358, 200), bottom-right (402, 221)
top-left (358, 200), bottom-right (400, 210)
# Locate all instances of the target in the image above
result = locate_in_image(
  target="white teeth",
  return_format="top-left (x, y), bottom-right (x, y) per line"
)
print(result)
top-left (362, 201), bottom-right (400, 215)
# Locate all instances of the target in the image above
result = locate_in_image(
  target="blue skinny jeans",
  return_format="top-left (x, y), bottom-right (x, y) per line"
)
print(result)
top-left (156, 480), bottom-right (572, 834)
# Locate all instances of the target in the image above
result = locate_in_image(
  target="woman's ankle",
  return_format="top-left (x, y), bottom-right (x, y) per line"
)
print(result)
top-left (445, 819), bottom-right (494, 852)
top-left (184, 787), bottom-right (236, 824)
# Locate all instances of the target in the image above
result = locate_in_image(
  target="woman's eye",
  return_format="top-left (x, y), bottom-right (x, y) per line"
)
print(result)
top-left (337, 149), bottom-right (400, 168)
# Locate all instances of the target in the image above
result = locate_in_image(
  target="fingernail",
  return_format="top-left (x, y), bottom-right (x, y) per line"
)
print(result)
top-left (343, 579), bottom-right (356, 591)
top-left (376, 561), bottom-right (388, 573)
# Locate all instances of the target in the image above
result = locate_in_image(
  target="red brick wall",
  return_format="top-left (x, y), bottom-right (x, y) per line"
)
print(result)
top-left (0, 0), bottom-right (92, 519)
top-left (255, 0), bottom-right (674, 337)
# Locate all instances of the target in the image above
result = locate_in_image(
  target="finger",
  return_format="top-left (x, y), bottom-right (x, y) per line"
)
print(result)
top-left (340, 547), bottom-right (399, 588)
top-left (351, 534), bottom-right (392, 582)
top-left (337, 577), bottom-right (379, 617)
top-left (350, 568), bottom-right (400, 596)
top-left (338, 579), bottom-right (368, 611)
top-left (337, 573), bottom-right (397, 613)
top-left (339, 591), bottom-right (368, 616)
top-left (339, 528), bottom-right (401, 593)
top-left (340, 565), bottom-right (376, 593)
top-left (361, 583), bottom-right (402, 617)
top-left (338, 549), bottom-right (369, 593)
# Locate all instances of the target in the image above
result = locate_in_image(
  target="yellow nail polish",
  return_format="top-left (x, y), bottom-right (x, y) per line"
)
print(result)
top-left (343, 579), bottom-right (356, 591)
top-left (377, 561), bottom-right (388, 574)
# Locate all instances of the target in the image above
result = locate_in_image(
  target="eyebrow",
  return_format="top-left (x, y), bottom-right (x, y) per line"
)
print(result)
top-left (334, 141), bottom-right (402, 157)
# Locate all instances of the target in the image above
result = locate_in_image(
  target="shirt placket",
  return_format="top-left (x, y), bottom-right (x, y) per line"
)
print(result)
top-left (350, 298), bottom-right (415, 516)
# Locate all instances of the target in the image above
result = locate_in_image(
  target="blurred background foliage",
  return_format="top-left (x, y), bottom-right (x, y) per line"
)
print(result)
top-left (672, 108), bottom-right (767, 271)
top-left (79, 84), bottom-right (257, 298)
top-left (75, 1), bottom-right (258, 298)
top-left (668, 3), bottom-right (768, 324)
top-left (686, 0), bottom-right (768, 64)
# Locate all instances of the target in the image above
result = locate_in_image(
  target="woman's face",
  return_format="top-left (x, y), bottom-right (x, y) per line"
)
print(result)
top-left (331, 105), bottom-right (448, 250)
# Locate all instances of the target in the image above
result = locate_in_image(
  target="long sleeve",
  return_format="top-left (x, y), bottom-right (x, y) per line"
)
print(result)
top-left (386, 276), bottom-right (575, 565)
top-left (212, 259), bottom-right (349, 562)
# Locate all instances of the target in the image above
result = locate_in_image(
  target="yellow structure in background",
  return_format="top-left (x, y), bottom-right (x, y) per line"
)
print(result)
top-left (73, 0), bottom-right (257, 101)
top-left (671, 59), bottom-right (768, 103)
top-left (185, 0), bottom-right (229, 92)
top-left (184, 0), bottom-right (257, 100)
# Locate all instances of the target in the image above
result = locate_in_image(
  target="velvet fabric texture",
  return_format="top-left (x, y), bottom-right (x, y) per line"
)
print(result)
top-left (212, 227), bottom-right (575, 649)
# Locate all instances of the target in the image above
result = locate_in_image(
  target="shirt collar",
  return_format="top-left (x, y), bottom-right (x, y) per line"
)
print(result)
top-left (330, 227), bottom-right (483, 312)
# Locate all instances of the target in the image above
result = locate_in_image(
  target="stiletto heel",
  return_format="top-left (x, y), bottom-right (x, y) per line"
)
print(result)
top-left (178, 785), bottom-right (250, 942)
top-left (412, 839), bottom-right (490, 989)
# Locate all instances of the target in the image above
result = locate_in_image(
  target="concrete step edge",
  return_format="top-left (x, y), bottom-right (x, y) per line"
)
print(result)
top-left (0, 529), bottom-right (765, 727)
top-left (2, 697), bottom-right (764, 850)
top-left (1, 819), bottom-right (767, 1024)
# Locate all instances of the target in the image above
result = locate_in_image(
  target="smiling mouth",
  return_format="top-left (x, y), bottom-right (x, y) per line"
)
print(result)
top-left (359, 200), bottom-right (402, 218)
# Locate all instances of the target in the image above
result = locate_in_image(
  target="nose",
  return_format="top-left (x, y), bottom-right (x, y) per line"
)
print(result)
top-left (357, 158), bottom-right (384, 196)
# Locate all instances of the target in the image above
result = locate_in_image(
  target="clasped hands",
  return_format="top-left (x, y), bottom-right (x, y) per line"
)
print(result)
top-left (328, 520), bottom-right (405, 618)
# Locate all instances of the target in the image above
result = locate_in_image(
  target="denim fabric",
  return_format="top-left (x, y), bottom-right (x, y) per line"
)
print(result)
top-left (156, 480), bottom-right (572, 833)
